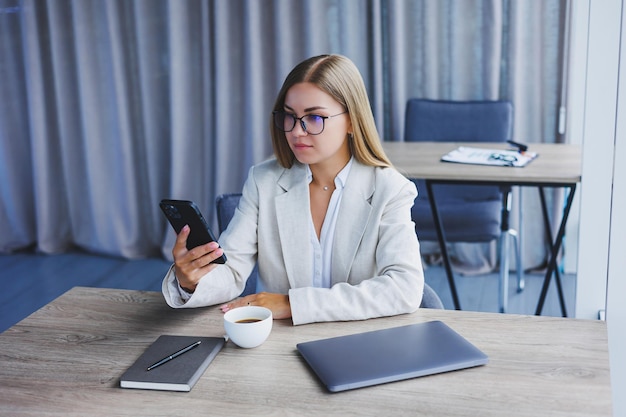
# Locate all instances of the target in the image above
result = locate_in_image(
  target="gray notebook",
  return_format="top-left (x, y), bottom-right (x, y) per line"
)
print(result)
top-left (120, 335), bottom-right (224, 392)
top-left (297, 320), bottom-right (488, 392)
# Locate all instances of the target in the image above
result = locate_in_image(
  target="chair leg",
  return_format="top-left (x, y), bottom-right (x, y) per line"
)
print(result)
top-left (499, 231), bottom-right (510, 314)
top-left (516, 187), bottom-right (525, 292)
top-left (499, 228), bottom-right (524, 313)
top-left (508, 229), bottom-right (524, 292)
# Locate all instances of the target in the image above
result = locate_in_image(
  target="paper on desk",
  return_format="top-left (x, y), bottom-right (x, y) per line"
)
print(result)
top-left (441, 146), bottom-right (538, 167)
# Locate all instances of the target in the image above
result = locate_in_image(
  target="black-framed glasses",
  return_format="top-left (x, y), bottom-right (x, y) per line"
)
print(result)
top-left (488, 153), bottom-right (518, 165)
top-left (273, 110), bottom-right (348, 135)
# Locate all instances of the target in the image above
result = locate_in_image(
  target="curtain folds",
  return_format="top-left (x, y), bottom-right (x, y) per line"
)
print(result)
top-left (0, 0), bottom-right (567, 271)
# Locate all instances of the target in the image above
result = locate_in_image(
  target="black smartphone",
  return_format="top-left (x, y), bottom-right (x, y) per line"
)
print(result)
top-left (159, 199), bottom-right (227, 264)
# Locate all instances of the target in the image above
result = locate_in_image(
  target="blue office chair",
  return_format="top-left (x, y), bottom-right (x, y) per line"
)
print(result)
top-left (404, 99), bottom-right (523, 313)
top-left (216, 193), bottom-right (258, 297)
top-left (421, 283), bottom-right (444, 309)
top-left (215, 193), bottom-right (443, 309)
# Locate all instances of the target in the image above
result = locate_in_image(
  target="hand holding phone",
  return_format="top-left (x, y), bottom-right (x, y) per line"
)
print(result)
top-left (159, 199), bottom-right (227, 264)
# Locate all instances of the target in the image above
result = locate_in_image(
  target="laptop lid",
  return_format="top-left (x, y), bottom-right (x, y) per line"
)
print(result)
top-left (296, 320), bottom-right (488, 392)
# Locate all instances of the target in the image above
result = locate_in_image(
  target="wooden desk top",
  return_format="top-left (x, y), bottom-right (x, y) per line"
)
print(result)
top-left (0, 287), bottom-right (611, 417)
top-left (383, 142), bottom-right (582, 185)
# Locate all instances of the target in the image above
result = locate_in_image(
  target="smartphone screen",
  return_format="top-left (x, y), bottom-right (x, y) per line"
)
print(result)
top-left (159, 199), bottom-right (227, 264)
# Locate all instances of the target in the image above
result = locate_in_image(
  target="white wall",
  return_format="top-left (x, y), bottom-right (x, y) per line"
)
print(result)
top-left (607, 4), bottom-right (626, 415)
top-left (571, 0), bottom-right (625, 415)
top-left (607, 82), bottom-right (626, 416)
top-left (574, 1), bottom-right (617, 320)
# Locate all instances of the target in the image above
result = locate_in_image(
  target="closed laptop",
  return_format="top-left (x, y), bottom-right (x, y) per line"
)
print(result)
top-left (296, 320), bottom-right (488, 392)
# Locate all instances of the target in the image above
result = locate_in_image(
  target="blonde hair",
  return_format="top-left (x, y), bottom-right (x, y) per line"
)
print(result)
top-left (270, 54), bottom-right (392, 169)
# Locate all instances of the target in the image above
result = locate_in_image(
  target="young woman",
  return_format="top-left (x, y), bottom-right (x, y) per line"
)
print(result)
top-left (162, 54), bottom-right (424, 325)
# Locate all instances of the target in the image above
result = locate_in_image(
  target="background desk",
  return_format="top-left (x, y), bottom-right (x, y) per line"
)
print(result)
top-left (383, 142), bottom-right (582, 315)
top-left (0, 287), bottom-right (611, 416)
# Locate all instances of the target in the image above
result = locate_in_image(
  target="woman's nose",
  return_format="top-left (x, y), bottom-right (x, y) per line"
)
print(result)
top-left (292, 119), bottom-right (308, 136)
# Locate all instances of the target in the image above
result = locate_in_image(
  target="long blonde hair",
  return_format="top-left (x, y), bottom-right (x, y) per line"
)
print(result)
top-left (270, 54), bottom-right (392, 169)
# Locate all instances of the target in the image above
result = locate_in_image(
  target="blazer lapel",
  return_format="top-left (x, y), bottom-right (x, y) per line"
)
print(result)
top-left (331, 162), bottom-right (374, 285)
top-left (275, 163), bottom-right (313, 289)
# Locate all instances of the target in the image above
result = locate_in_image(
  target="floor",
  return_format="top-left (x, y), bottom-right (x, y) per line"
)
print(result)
top-left (0, 251), bottom-right (576, 333)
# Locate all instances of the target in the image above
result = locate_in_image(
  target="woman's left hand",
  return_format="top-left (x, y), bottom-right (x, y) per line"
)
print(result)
top-left (220, 292), bottom-right (292, 320)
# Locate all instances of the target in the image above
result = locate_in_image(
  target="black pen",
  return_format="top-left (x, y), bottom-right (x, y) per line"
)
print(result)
top-left (147, 340), bottom-right (202, 371)
top-left (506, 140), bottom-right (529, 152)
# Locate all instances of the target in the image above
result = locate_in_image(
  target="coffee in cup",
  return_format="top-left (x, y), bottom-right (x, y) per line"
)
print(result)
top-left (223, 306), bottom-right (272, 348)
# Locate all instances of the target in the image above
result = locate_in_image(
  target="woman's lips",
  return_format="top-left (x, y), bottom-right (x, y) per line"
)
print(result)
top-left (293, 143), bottom-right (312, 149)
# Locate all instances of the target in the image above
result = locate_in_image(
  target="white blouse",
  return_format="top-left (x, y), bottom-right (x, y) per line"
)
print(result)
top-left (306, 158), bottom-right (353, 288)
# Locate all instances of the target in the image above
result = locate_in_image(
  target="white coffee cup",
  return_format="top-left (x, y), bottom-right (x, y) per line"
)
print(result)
top-left (223, 306), bottom-right (273, 348)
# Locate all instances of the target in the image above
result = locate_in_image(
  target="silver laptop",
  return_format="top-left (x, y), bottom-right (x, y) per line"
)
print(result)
top-left (296, 320), bottom-right (488, 392)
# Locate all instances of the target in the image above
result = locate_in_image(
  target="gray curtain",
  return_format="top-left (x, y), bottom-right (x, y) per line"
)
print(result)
top-left (0, 0), bottom-right (567, 271)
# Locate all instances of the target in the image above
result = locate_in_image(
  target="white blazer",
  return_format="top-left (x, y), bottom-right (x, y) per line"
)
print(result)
top-left (162, 158), bottom-right (424, 325)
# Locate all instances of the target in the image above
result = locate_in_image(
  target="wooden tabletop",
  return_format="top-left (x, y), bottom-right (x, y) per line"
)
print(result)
top-left (382, 142), bottom-right (582, 185)
top-left (0, 287), bottom-right (611, 416)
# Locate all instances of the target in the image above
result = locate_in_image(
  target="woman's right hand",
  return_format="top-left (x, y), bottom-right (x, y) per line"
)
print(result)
top-left (172, 225), bottom-right (224, 293)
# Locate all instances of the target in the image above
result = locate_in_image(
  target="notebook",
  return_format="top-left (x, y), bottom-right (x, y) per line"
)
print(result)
top-left (441, 146), bottom-right (538, 167)
top-left (296, 320), bottom-right (488, 392)
top-left (120, 335), bottom-right (225, 392)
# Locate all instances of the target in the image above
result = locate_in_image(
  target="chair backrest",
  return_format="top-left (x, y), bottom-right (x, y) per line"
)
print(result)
top-left (215, 192), bottom-right (442, 309)
top-left (215, 193), bottom-right (257, 296)
top-left (404, 99), bottom-right (513, 202)
top-left (404, 99), bottom-right (513, 143)
top-left (216, 193), bottom-right (244, 235)
top-left (421, 283), bottom-right (444, 309)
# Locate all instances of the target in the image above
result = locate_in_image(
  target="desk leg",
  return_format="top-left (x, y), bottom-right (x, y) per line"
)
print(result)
top-left (425, 181), bottom-right (461, 310)
top-left (535, 185), bottom-right (577, 317)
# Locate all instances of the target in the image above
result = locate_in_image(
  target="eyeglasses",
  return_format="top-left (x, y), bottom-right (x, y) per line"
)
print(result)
top-left (488, 153), bottom-right (518, 165)
top-left (273, 110), bottom-right (348, 135)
